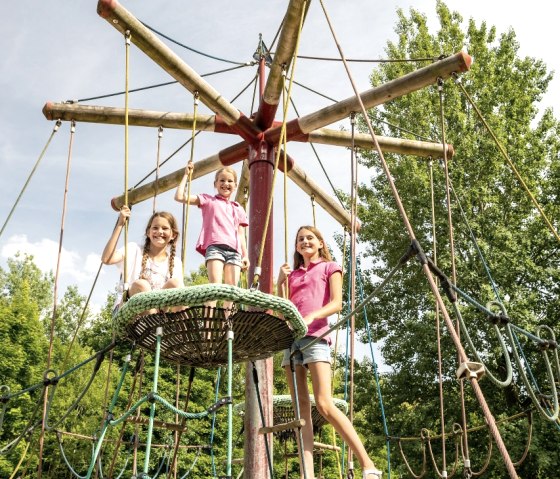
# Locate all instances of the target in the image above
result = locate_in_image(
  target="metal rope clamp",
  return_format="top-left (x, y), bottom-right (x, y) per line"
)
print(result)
top-left (456, 361), bottom-right (485, 380)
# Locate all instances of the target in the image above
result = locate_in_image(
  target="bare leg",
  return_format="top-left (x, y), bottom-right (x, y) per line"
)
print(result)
top-left (308, 361), bottom-right (379, 475)
top-left (205, 259), bottom-right (225, 308)
top-left (128, 278), bottom-right (151, 296)
top-left (284, 365), bottom-right (315, 479)
top-left (163, 278), bottom-right (184, 312)
top-left (128, 279), bottom-right (156, 314)
top-left (222, 263), bottom-right (241, 311)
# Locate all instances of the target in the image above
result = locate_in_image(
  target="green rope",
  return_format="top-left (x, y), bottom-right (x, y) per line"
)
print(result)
top-left (113, 284), bottom-right (307, 338)
top-left (109, 394), bottom-right (211, 427)
top-left (85, 355), bottom-right (131, 479)
top-left (452, 302), bottom-right (513, 388)
top-left (143, 329), bottom-right (162, 475)
top-left (506, 325), bottom-right (559, 422)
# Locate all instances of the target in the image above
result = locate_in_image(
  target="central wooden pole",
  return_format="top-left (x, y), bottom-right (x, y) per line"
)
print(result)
top-left (244, 57), bottom-right (275, 479)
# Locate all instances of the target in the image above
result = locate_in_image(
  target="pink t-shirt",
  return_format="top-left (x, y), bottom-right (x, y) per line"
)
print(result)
top-left (288, 260), bottom-right (342, 343)
top-left (195, 193), bottom-right (248, 256)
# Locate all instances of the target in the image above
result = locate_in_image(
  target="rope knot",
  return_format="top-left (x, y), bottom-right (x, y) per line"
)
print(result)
top-left (538, 339), bottom-right (558, 351)
top-left (487, 312), bottom-right (510, 327)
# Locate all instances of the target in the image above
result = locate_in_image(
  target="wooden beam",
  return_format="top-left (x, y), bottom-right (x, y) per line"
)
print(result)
top-left (110, 139), bottom-right (252, 209)
top-left (110, 154), bottom-right (222, 211)
top-left (42, 102), bottom-right (238, 134)
top-left (288, 163), bottom-right (354, 230)
top-left (96, 0), bottom-right (261, 142)
top-left (254, 0), bottom-right (309, 130)
top-left (258, 418), bottom-right (305, 435)
top-left (304, 127), bottom-right (453, 158)
top-left (43, 103), bottom-right (452, 160)
top-left (264, 51), bottom-right (472, 143)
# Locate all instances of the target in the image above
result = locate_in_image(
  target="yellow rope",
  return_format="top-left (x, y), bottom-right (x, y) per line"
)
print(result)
top-left (283, 81), bottom-right (289, 267)
top-left (311, 194), bottom-right (317, 228)
top-left (252, 2), bottom-right (307, 287)
top-left (329, 227), bottom-right (348, 479)
top-left (123, 30), bottom-right (131, 298)
top-left (181, 91), bottom-right (199, 277)
top-left (8, 439), bottom-right (31, 479)
top-left (454, 75), bottom-right (560, 244)
top-left (152, 126), bottom-right (163, 213)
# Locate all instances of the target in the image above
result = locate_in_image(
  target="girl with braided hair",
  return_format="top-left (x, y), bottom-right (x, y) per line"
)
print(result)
top-left (102, 206), bottom-right (184, 302)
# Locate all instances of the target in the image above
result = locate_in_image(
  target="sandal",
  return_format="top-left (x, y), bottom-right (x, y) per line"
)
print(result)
top-left (363, 468), bottom-right (382, 479)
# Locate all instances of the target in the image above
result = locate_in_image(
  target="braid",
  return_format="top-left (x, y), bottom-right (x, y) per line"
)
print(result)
top-left (168, 239), bottom-right (176, 279)
top-left (140, 237), bottom-right (151, 280)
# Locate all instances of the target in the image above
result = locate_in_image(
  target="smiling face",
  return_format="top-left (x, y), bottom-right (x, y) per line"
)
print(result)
top-left (295, 228), bottom-right (324, 262)
top-left (214, 169), bottom-right (237, 199)
top-left (147, 215), bottom-right (176, 249)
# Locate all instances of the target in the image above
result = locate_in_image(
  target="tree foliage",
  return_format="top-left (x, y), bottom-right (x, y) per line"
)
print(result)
top-left (355, 1), bottom-right (560, 477)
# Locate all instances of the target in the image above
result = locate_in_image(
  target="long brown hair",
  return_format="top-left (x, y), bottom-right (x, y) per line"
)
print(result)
top-left (292, 225), bottom-right (332, 269)
top-left (140, 211), bottom-right (179, 280)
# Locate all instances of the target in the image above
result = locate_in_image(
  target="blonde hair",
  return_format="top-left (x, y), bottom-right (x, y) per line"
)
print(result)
top-left (140, 211), bottom-right (179, 281)
top-left (293, 225), bottom-right (332, 270)
top-left (214, 167), bottom-right (238, 183)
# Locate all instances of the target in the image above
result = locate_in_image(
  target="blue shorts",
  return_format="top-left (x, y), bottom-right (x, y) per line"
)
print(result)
top-left (281, 337), bottom-right (331, 368)
top-left (205, 244), bottom-right (242, 267)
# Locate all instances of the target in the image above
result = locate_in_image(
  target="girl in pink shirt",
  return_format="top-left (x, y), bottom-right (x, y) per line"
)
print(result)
top-left (277, 226), bottom-right (382, 479)
top-left (175, 162), bottom-right (249, 310)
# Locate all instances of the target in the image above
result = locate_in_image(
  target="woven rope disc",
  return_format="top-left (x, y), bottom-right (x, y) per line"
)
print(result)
top-left (114, 284), bottom-right (306, 367)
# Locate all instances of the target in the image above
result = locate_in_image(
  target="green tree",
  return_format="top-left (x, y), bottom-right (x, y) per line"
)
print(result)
top-left (355, 2), bottom-right (560, 477)
top-left (0, 255), bottom-right (50, 477)
top-left (0, 253), bottom-right (53, 318)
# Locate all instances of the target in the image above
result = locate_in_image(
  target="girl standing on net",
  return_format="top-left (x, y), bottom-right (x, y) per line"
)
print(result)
top-left (277, 226), bottom-right (382, 479)
top-left (175, 161), bottom-right (249, 309)
top-left (102, 206), bottom-right (184, 301)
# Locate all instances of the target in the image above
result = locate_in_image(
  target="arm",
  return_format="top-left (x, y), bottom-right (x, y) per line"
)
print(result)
top-left (101, 206), bottom-right (129, 265)
top-left (174, 161), bottom-right (200, 205)
top-left (276, 263), bottom-right (292, 299)
top-left (302, 270), bottom-right (342, 325)
top-left (238, 225), bottom-right (249, 270)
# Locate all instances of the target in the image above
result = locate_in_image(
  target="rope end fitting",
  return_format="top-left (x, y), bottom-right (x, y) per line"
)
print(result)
top-left (251, 266), bottom-right (262, 290)
top-left (456, 361), bottom-right (485, 381)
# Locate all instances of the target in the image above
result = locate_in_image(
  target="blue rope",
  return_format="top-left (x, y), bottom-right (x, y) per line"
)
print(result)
top-left (141, 21), bottom-right (247, 65)
top-left (357, 260), bottom-right (392, 478)
top-left (449, 182), bottom-right (502, 302)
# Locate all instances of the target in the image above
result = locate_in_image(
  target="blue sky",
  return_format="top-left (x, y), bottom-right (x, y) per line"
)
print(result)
top-left (1, 0), bottom-right (558, 324)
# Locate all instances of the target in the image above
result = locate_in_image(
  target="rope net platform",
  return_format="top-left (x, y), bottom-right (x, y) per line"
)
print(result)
top-left (113, 284), bottom-right (307, 367)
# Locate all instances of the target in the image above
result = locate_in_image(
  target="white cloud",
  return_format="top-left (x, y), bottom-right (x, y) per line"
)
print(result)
top-left (1, 234), bottom-right (100, 283)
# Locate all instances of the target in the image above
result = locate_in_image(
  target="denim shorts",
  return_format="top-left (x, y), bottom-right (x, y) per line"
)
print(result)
top-left (281, 336), bottom-right (331, 368)
top-left (205, 244), bottom-right (242, 267)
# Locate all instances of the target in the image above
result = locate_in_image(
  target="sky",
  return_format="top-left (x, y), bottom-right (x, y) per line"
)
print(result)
top-left (0, 0), bottom-right (558, 331)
